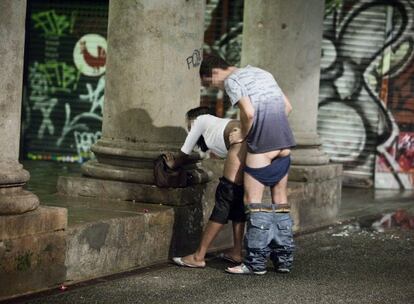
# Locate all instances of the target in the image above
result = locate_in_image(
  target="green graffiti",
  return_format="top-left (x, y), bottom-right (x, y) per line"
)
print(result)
top-left (16, 251), bottom-right (33, 271)
top-left (325, 0), bottom-right (343, 16)
top-left (29, 61), bottom-right (80, 94)
top-left (32, 9), bottom-right (76, 37)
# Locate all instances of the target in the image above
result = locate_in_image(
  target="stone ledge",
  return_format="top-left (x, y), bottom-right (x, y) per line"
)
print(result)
top-left (289, 177), bottom-right (342, 232)
top-left (57, 176), bottom-right (210, 207)
top-left (65, 206), bottom-right (174, 282)
top-left (0, 206), bottom-right (67, 241)
top-left (81, 160), bottom-right (211, 185)
top-left (0, 230), bottom-right (66, 301)
top-left (289, 163), bottom-right (343, 182)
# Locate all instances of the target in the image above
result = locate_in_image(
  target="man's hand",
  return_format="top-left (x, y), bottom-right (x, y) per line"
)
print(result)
top-left (229, 127), bottom-right (244, 145)
top-left (163, 152), bottom-right (176, 169)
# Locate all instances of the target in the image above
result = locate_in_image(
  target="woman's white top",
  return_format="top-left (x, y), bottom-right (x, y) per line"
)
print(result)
top-left (181, 114), bottom-right (231, 159)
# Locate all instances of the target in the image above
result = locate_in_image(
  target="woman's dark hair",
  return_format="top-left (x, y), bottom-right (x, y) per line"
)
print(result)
top-left (186, 106), bottom-right (211, 120)
top-left (199, 53), bottom-right (230, 79)
top-left (186, 106), bottom-right (212, 152)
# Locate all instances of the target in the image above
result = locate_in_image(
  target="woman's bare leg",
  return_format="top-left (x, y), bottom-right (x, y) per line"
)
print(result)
top-left (180, 221), bottom-right (224, 266)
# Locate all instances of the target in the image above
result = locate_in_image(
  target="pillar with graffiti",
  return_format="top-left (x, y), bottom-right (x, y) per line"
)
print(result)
top-left (78, 0), bottom-right (207, 186)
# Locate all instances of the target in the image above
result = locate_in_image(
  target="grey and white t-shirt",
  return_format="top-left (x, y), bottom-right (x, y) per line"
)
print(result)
top-left (224, 65), bottom-right (296, 153)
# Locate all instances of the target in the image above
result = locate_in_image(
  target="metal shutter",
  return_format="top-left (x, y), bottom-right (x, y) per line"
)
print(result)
top-left (318, 0), bottom-right (389, 187)
top-left (375, 0), bottom-right (414, 189)
top-left (22, 0), bottom-right (108, 162)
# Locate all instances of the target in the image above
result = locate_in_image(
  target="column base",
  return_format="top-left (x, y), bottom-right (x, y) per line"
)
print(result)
top-left (83, 138), bottom-right (211, 185)
top-left (288, 164), bottom-right (343, 232)
top-left (290, 132), bottom-right (331, 165)
top-left (58, 175), bottom-right (210, 206)
top-left (82, 159), bottom-right (211, 185)
top-left (291, 147), bottom-right (330, 165)
top-left (0, 162), bottom-right (40, 215)
top-left (0, 188), bottom-right (39, 215)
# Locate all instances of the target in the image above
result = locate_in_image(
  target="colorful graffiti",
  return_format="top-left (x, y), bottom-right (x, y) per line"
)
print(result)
top-left (317, 0), bottom-right (414, 188)
top-left (23, 2), bottom-right (108, 163)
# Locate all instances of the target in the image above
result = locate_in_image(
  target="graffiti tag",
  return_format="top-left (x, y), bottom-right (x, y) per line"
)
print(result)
top-left (32, 10), bottom-right (76, 37)
top-left (29, 61), bottom-right (80, 94)
top-left (74, 131), bottom-right (102, 161)
top-left (186, 49), bottom-right (202, 69)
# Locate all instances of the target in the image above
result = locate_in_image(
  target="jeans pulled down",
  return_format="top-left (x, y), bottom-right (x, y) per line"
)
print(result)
top-left (243, 211), bottom-right (295, 272)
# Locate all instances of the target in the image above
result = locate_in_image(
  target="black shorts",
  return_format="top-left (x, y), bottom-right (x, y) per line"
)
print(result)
top-left (209, 177), bottom-right (246, 224)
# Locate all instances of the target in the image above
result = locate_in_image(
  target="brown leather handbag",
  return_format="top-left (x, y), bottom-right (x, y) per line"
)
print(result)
top-left (153, 154), bottom-right (189, 188)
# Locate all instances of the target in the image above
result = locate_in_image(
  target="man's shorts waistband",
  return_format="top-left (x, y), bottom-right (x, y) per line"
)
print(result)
top-left (245, 203), bottom-right (290, 214)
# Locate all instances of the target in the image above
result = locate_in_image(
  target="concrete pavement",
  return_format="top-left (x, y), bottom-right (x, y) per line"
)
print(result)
top-left (6, 161), bottom-right (412, 303)
top-left (9, 221), bottom-right (414, 304)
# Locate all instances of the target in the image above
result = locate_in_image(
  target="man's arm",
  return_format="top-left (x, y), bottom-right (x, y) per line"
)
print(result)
top-left (283, 93), bottom-right (293, 116)
top-left (238, 96), bottom-right (255, 139)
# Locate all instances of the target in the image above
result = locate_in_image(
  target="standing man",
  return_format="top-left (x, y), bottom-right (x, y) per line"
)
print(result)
top-left (199, 54), bottom-right (296, 275)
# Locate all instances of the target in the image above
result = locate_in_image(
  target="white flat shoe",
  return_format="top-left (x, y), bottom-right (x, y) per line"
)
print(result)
top-left (172, 257), bottom-right (206, 268)
top-left (225, 263), bottom-right (267, 275)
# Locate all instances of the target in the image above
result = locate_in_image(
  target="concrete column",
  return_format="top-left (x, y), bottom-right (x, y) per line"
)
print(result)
top-left (242, 0), bottom-right (329, 165)
top-left (0, 7), bottom-right (68, 299)
top-left (81, 0), bottom-right (208, 184)
top-left (242, 0), bottom-right (342, 230)
top-left (0, 0), bottom-right (39, 214)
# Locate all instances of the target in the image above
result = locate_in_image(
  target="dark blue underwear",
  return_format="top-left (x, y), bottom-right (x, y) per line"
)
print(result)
top-left (244, 155), bottom-right (291, 187)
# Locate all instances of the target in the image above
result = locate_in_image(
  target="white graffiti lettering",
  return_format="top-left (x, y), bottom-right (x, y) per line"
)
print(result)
top-left (32, 97), bottom-right (57, 139)
top-left (79, 75), bottom-right (105, 114)
top-left (74, 131), bottom-right (101, 161)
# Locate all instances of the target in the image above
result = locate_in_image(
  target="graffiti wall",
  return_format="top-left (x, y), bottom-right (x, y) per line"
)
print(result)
top-left (375, 0), bottom-right (414, 189)
top-left (318, 0), bottom-right (414, 189)
top-left (23, 0), bottom-right (108, 162)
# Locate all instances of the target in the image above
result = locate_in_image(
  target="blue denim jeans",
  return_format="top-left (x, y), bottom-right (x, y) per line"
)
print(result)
top-left (244, 211), bottom-right (294, 272)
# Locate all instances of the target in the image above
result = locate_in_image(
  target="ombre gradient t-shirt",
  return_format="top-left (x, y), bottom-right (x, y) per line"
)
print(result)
top-left (224, 66), bottom-right (296, 153)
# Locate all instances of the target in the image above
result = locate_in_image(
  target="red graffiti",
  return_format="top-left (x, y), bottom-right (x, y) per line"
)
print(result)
top-left (80, 41), bottom-right (106, 71)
